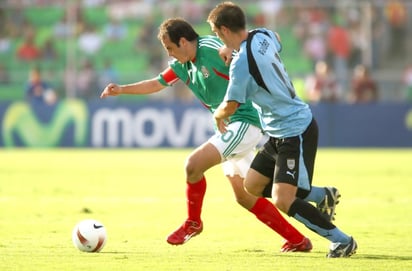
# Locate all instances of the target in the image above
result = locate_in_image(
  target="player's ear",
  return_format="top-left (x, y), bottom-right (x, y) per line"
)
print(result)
top-left (178, 37), bottom-right (186, 48)
top-left (220, 25), bottom-right (229, 35)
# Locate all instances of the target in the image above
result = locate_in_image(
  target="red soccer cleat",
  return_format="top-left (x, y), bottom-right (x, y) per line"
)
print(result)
top-left (166, 220), bottom-right (203, 245)
top-left (280, 237), bottom-right (313, 252)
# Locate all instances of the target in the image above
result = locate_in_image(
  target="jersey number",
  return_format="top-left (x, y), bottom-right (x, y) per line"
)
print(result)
top-left (220, 130), bottom-right (234, 143)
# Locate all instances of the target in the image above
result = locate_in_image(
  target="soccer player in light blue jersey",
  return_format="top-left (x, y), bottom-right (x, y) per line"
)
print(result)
top-left (208, 2), bottom-right (357, 258)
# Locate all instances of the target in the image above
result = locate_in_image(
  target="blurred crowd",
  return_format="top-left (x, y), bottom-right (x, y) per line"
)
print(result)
top-left (0, 0), bottom-right (411, 104)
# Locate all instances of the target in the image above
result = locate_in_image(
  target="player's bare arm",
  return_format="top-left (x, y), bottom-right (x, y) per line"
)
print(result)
top-left (100, 78), bottom-right (165, 99)
top-left (213, 100), bottom-right (239, 133)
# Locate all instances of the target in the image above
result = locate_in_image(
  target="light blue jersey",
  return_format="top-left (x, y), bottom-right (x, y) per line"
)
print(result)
top-left (225, 28), bottom-right (312, 138)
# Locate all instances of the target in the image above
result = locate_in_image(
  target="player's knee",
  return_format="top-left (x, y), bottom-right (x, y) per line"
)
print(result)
top-left (184, 156), bottom-right (201, 181)
top-left (244, 181), bottom-right (261, 197)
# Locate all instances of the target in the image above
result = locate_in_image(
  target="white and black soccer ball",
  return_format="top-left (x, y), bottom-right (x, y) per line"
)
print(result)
top-left (72, 219), bottom-right (107, 252)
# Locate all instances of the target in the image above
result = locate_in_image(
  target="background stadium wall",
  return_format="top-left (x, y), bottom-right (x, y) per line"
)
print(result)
top-left (0, 100), bottom-right (411, 148)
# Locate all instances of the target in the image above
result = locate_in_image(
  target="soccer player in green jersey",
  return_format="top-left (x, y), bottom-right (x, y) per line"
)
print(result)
top-left (101, 17), bottom-right (323, 251)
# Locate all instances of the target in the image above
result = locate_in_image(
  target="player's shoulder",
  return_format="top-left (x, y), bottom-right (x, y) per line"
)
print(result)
top-left (198, 35), bottom-right (223, 51)
top-left (167, 58), bottom-right (180, 70)
top-left (252, 28), bottom-right (282, 52)
top-left (258, 27), bottom-right (275, 36)
top-left (252, 28), bottom-right (278, 42)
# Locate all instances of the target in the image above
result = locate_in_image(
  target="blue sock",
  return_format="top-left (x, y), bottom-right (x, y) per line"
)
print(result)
top-left (288, 198), bottom-right (351, 243)
top-left (328, 228), bottom-right (352, 244)
top-left (304, 186), bottom-right (325, 204)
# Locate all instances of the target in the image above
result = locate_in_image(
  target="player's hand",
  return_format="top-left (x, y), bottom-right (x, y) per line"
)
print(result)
top-left (215, 116), bottom-right (229, 134)
top-left (218, 46), bottom-right (233, 66)
top-left (100, 83), bottom-right (121, 98)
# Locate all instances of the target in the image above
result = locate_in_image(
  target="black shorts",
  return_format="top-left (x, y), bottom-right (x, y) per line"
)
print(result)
top-left (251, 118), bottom-right (318, 199)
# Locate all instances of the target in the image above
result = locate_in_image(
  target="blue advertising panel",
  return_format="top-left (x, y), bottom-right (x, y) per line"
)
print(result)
top-left (0, 100), bottom-right (411, 148)
top-left (311, 103), bottom-right (412, 147)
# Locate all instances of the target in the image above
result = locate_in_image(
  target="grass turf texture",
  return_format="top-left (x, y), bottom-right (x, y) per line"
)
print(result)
top-left (0, 148), bottom-right (411, 271)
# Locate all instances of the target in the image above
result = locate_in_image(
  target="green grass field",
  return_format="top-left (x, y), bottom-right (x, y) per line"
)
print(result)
top-left (0, 148), bottom-right (411, 271)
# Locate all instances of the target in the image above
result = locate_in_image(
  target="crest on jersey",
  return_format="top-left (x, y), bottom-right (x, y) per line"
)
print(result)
top-left (201, 66), bottom-right (210, 78)
top-left (287, 159), bottom-right (295, 170)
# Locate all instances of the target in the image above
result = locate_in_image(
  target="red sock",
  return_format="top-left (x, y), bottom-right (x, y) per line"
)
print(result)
top-left (186, 176), bottom-right (207, 224)
top-left (250, 197), bottom-right (304, 244)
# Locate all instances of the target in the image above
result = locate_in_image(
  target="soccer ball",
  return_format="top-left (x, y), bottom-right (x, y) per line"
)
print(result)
top-left (72, 219), bottom-right (107, 252)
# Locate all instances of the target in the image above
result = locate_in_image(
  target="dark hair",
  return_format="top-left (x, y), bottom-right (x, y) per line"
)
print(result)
top-left (207, 1), bottom-right (246, 32)
top-left (157, 18), bottom-right (199, 47)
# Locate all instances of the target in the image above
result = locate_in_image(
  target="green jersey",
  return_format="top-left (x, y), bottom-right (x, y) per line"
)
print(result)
top-left (157, 35), bottom-right (261, 129)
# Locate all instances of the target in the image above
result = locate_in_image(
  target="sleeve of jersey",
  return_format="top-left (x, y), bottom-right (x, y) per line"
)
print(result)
top-left (157, 67), bottom-right (179, 86)
top-left (225, 57), bottom-right (248, 104)
top-left (273, 31), bottom-right (282, 53)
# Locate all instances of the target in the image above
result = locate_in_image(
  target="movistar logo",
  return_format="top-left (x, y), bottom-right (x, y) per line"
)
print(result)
top-left (2, 100), bottom-right (88, 147)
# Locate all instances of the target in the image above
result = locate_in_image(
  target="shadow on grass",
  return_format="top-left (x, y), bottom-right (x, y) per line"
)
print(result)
top-left (234, 249), bottom-right (412, 262)
top-left (359, 254), bottom-right (412, 261)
